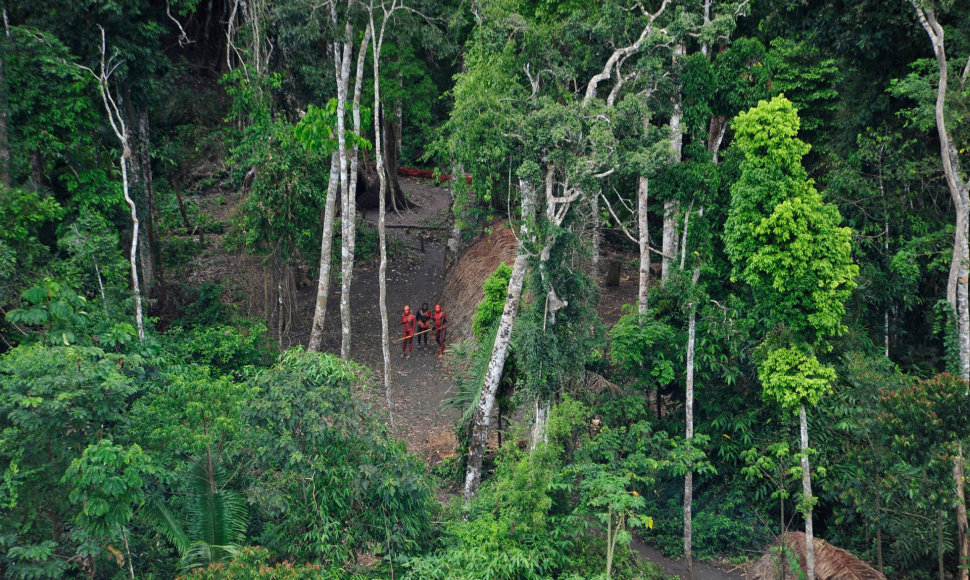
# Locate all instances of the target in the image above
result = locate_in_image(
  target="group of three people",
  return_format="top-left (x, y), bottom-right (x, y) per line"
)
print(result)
top-left (400, 303), bottom-right (447, 358)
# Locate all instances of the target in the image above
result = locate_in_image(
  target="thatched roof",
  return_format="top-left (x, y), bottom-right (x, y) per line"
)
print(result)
top-left (747, 532), bottom-right (885, 580)
top-left (438, 222), bottom-right (518, 341)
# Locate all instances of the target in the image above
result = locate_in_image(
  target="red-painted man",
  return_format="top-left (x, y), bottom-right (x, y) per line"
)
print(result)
top-left (400, 305), bottom-right (416, 358)
top-left (433, 304), bottom-right (448, 358)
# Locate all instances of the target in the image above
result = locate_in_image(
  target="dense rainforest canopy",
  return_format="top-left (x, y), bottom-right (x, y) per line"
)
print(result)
top-left (1, 0), bottom-right (970, 578)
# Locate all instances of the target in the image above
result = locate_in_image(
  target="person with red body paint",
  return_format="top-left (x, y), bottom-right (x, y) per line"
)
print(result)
top-left (433, 304), bottom-right (448, 358)
top-left (400, 305), bottom-right (416, 358)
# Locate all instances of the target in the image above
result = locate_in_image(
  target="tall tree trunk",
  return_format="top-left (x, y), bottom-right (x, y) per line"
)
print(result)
top-left (338, 22), bottom-right (372, 360)
top-left (940, 510), bottom-right (946, 580)
top-left (911, 3), bottom-right (970, 380)
top-left (85, 28), bottom-right (144, 341)
top-left (529, 397), bottom-right (551, 451)
top-left (638, 177), bottom-right (650, 314)
top-left (464, 177), bottom-right (536, 500)
top-left (683, 264), bottom-right (700, 580)
top-left (334, 20), bottom-right (354, 360)
top-left (799, 404), bottom-right (815, 580)
top-left (445, 163), bottom-right (463, 269)
top-left (29, 150), bottom-right (43, 190)
top-left (910, 12), bottom-right (970, 575)
top-left (875, 478), bottom-right (883, 574)
top-left (134, 109), bottom-right (165, 306)
top-left (308, 153), bottom-right (341, 352)
top-left (956, 444), bottom-right (969, 580)
top-left (381, 112), bottom-right (407, 208)
top-left (371, 5), bottom-right (394, 427)
top-left (661, 44), bottom-right (684, 282)
top-left (122, 154), bottom-right (145, 341)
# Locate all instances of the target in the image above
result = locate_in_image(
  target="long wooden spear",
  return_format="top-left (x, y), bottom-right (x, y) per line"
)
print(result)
top-left (392, 327), bottom-right (436, 343)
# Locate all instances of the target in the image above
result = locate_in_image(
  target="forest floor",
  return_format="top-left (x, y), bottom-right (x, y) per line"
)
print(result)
top-left (186, 176), bottom-right (745, 579)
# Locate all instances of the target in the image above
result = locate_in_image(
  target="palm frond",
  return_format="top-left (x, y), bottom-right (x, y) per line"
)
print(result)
top-left (140, 496), bottom-right (191, 557)
top-left (446, 322), bottom-right (500, 430)
top-left (186, 457), bottom-right (248, 548)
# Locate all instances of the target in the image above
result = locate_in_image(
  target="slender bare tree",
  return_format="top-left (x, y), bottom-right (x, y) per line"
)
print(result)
top-left (307, 153), bottom-right (341, 352)
top-left (80, 27), bottom-right (144, 342)
top-left (369, 0), bottom-right (402, 426)
top-left (909, 3), bottom-right (970, 577)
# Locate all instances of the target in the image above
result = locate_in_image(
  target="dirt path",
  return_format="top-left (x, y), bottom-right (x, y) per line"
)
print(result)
top-left (345, 178), bottom-right (460, 464)
top-left (633, 539), bottom-right (746, 579)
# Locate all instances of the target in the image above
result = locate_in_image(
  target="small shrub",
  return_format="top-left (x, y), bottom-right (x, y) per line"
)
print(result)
top-left (166, 320), bottom-right (272, 376)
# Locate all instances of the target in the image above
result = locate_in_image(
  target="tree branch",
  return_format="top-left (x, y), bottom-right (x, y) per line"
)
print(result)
top-left (582, 0), bottom-right (670, 105)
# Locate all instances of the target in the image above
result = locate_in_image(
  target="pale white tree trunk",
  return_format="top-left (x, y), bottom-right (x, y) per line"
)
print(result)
top-left (334, 21), bottom-right (354, 360)
top-left (910, 11), bottom-right (970, 575)
top-left (464, 178), bottom-right (536, 500)
top-left (956, 444), bottom-right (970, 580)
top-left (445, 164), bottom-right (463, 269)
top-left (912, 2), bottom-right (970, 380)
top-left (661, 206), bottom-right (679, 281)
top-left (661, 44), bottom-right (684, 282)
top-left (370, 0), bottom-right (398, 427)
top-left (683, 264), bottom-right (700, 580)
top-left (529, 397), bottom-right (551, 451)
top-left (308, 153), bottom-right (341, 352)
top-left (338, 22), bottom-right (372, 360)
top-left (83, 28), bottom-right (144, 342)
top-left (799, 404), bottom-right (815, 580)
top-left (638, 176), bottom-right (650, 315)
top-left (120, 156), bottom-right (145, 342)
top-left (679, 201), bottom-right (692, 270)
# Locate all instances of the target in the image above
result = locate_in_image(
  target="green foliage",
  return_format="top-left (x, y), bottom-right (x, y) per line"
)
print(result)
top-left (574, 463), bottom-right (650, 577)
top-left (2, 26), bottom-right (99, 193)
top-left (472, 262), bottom-right (512, 339)
top-left (64, 439), bottom-right (153, 539)
top-left (881, 373), bottom-right (970, 457)
top-left (0, 188), bottom-right (64, 316)
top-left (243, 350), bottom-right (434, 567)
top-left (407, 398), bottom-right (655, 580)
top-left (711, 37), bottom-right (771, 119)
top-left (765, 39), bottom-right (840, 137)
top-left (162, 237), bottom-right (206, 267)
top-left (757, 346), bottom-right (836, 412)
top-left (726, 95), bottom-right (857, 410)
top-left (0, 344), bottom-right (145, 575)
top-left (609, 308), bottom-right (676, 392)
top-left (143, 454), bottom-right (249, 574)
top-left (5, 278), bottom-right (88, 346)
top-left (177, 283), bottom-right (234, 328)
top-left (165, 321), bottom-right (271, 377)
top-left (58, 211), bottom-right (129, 313)
top-left (294, 99), bottom-right (372, 154)
top-left (128, 365), bottom-right (250, 467)
top-left (233, 118), bottom-right (329, 262)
